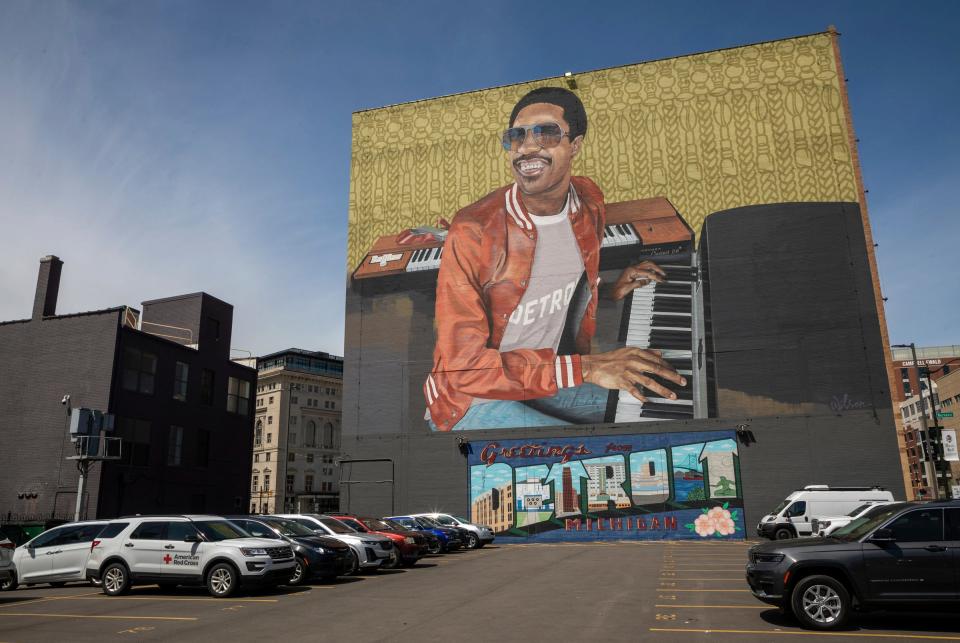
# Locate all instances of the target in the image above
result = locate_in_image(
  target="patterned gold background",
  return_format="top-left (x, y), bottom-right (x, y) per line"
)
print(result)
top-left (347, 32), bottom-right (857, 269)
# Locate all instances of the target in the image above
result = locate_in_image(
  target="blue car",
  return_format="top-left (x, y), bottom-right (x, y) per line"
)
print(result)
top-left (385, 516), bottom-right (463, 553)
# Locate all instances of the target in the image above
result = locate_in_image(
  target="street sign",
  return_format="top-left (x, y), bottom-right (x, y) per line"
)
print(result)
top-left (943, 429), bottom-right (959, 462)
top-left (938, 412), bottom-right (954, 418)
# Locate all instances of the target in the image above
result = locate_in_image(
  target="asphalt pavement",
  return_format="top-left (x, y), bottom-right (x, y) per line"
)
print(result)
top-left (2, 541), bottom-right (959, 642)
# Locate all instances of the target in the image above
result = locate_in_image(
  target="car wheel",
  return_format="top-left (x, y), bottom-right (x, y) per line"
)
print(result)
top-left (790, 574), bottom-right (850, 630)
top-left (206, 563), bottom-right (239, 598)
top-left (382, 549), bottom-right (400, 569)
top-left (288, 557), bottom-right (307, 586)
top-left (1, 572), bottom-right (17, 591)
top-left (345, 549), bottom-right (360, 576)
top-left (774, 527), bottom-right (794, 540)
top-left (101, 563), bottom-right (131, 596)
top-left (464, 532), bottom-right (479, 549)
top-left (427, 542), bottom-right (441, 555)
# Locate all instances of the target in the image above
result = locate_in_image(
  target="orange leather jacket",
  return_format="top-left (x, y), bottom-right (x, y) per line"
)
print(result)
top-left (425, 176), bottom-right (606, 431)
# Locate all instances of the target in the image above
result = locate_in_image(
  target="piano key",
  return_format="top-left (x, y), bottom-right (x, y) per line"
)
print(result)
top-left (654, 281), bottom-right (692, 295)
top-left (651, 315), bottom-right (690, 329)
top-left (649, 330), bottom-right (692, 350)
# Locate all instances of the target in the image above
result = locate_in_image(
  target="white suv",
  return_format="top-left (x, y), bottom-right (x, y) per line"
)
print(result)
top-left (86, 516), bottom-right (294, 597)
top-left (0, 535), bottom-right (13, 589)
top-left (412, 513), bottom-right (494, 549)
top-left (276, 514), bottom-right (394, 573)
top-left (5, 520), bottom-right (108, 590)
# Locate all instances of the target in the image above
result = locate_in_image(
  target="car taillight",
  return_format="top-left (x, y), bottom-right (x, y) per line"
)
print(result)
top-left (90, 539), bottom-right (101, 552)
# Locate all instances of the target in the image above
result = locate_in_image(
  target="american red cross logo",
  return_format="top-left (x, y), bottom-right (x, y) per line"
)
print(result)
top-left (163, 554), bottom-right (172, 564)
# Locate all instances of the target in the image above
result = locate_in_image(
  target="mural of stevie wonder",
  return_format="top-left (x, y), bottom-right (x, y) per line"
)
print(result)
top-left (423, 87), bottom-right (685, 431)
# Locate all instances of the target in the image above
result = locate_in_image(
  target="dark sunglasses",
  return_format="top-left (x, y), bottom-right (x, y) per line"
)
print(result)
top-left (501, 123), bottom-right (569, 152)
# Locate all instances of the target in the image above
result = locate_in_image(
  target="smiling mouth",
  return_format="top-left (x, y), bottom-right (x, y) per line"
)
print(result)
top-left (514, 156), bottom-right (551, 178)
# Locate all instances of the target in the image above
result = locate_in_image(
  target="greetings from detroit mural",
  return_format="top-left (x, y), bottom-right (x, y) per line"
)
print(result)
top-left (346, 30), bottom-right (891, 435)
top-left (468, 430), bottom-right (744, 542)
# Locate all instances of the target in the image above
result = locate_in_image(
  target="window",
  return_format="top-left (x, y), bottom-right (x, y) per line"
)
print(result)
top-left (264, 474), bottom-right (271, 491)
top-left (323, 422), bottom-right (335, 449)
top-left (886, 509), bottom-right (943, 542)
top-left (167, 426), bottom-right (183, 466)
top-left (903, 381), bottom-right (912, 396)
top-left (269, 396), bottom-right (274, 404)
top-left (228, 377), bottom-right (251, 415)
top-left (267, 433), bottom-right (272, 444)
top-left (305, 421), bottom-right (317, 447)
top-left (252, 475), bottom-right (259, 491)
top-left (266, 452), bottom-right (271, 462)
top-left (254, 453), bottom-right (260, 463)
top-left (305, 474), bottom-right (314, 492)
top-left (901, 368), bottom-right (909, 379)
top-left (289, 429), bottom-right (297, 447)
top-left (288, 452), bottom-right (295, 462)
top-left (286, 475), bottom-right (295, 494)
top-left (130, 522), bottom-right (166, 540)
top-left (167, 522), bottom-right (199, 542)
top-left (785, 501), bottom-right (806, 517)
top-left (268, 416), bottom-right (273, 425)
top-left (306, 453), bottom-right (314, 463)
top-left (200, 369), bottom-right (215, 405)
top-left (291, 396), bottom-right (298, 404)
top-left (118, 417), bottom-right (151, 467)
top-left (173, 361), bottom-right (189, 401)
top-left (122, 347), bottom-right (157, 394)
top-left (197, 429), bottom-right (210, 467)
top-left (254, 420), bottom-right (263, 447)
top-left (98, 523), bottom-right (129, 539)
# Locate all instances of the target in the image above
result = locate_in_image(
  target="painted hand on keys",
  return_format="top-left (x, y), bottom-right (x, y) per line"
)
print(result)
top-left (609, 260), bottom-right (666, 301)
top-left (581, 347), bottom-right (686, 401)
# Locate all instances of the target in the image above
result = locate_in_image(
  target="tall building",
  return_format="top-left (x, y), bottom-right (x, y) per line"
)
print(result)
top-left (0, 256), bottom-right (256, 522)
top-left (934, 369), bottom-right (960, 497)
top-left (471, 483), bottom-right (513, 533)
top-left (249, 349), bottom-right (343, 514)
top-left (891, 345), bottom-right (960, 498)
top-left (900, 383), bottom-right (943, 498)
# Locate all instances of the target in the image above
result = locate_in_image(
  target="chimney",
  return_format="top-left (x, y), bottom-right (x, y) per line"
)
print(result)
top-left (32, 255), bottom-right (63, 320)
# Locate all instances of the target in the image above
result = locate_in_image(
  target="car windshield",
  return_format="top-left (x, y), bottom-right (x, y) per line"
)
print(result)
top-left (364, 518), bottom-right (392, 531)
top-left (319, 518), bottom-right (355, 534)
top-left (195, 521), bottom-right (250, 542)
top-left (338, 518), bottom-right (368, 532)
top-left (417, 517), bottom-right (442, 529)
top-left (288, 517), bottom-right (322, 531)
top-left (389, 518), bottom-right (416, 529)
top-left (831, 504), bottom-right (908, 541)
top-left (263, 518), bottom-right (315, 537)
top-left (846, 503), bottom-right (875, 517)
top-left (433, 515), bottom-right (457, 526)
top-left (453, 516), bottom-right (471, 524)
top-left (772, 499), bottom-right (791, 515)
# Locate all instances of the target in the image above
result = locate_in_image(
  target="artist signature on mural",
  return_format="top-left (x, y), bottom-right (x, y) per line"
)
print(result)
top-left (829, 393), bottom-right (868, 412)
top-left (605, 443), bottom-right (632, 453)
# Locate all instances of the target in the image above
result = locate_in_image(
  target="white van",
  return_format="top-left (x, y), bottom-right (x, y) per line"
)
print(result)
top-left (757, 485), bottom-right (895, 540)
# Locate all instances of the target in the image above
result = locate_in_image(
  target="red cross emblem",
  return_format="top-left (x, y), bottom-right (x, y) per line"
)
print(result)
top-left (163, 554), bottom-right (172, 564)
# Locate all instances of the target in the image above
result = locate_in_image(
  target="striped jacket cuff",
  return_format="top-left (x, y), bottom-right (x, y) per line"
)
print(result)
top-left (554, 354), bottom-right (583, 389)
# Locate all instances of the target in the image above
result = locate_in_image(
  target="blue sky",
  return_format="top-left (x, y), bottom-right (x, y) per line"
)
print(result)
top-left (1, 0), bottom-right (957, 356)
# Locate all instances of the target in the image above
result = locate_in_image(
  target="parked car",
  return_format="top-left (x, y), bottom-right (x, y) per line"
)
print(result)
top-left (386, 515), bottom-right (462, 553)
top-left (332, 515), bottom-right (428, 567)
top-left (412, 513), bottom-right (495, 549)
top-left (3, 520), bottom-right (109, 591)
top-left (0, 535), bottom-right (14, 590)
top-left (227, 516), bottom-right (351, 584)
top-left (0, 525), bottom-right (32, 547)
top-left (746, 501), bottom-right (960, 630)
top-left (812, 501), bottom-right (895, 537)
top-left (275, 514), bottom-right (394, 574)
top-left (383, 518), bottom-right (442, 554)
top-left (86, 515), bottom-right (294, 597)
top-left (757, 485), bottom-right (895, 539)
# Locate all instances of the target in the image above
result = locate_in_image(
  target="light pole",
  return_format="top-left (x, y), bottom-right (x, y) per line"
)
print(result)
top-left (893, 343), bottom-right (943, 499)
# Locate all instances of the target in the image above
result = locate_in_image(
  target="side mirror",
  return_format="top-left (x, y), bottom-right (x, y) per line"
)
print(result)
top-left (869, 528), bottom-right (895, 543)
top-left (184, 533), bottom-right (200, 543)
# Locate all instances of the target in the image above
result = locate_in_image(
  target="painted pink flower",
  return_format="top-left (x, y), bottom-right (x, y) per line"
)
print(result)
top-left (715, 515), bottom-right (737, 536)
top-left (694, 513), bottom-right (716, 537)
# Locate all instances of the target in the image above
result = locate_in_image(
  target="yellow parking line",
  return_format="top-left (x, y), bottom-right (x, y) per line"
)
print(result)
top-left (655, 603), bottom-right (766, 609)
top-left (658, 589), bottom-right (751, 592)
top-left (0, 591), bottom-right (102, 609)
top-left (64, 596), bottom-right (280, 603)
top-left (649, 628), bottom-right (960, 640)
top-left (0, 613), bottom-right (197, 621)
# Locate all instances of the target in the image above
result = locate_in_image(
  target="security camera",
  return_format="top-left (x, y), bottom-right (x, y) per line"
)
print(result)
top-left (61, 395), bottom-right (71, 405)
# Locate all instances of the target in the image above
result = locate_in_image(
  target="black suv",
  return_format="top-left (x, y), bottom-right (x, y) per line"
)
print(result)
top-left (746, 500), bottom-right (960, 630)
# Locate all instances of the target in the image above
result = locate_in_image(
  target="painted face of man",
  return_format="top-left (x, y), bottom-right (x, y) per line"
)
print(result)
top-left (508, 103), bottom-right (583, 198)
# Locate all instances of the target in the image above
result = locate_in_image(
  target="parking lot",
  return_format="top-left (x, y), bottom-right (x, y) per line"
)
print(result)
top-left (3, 541), bottom-right (960, 642)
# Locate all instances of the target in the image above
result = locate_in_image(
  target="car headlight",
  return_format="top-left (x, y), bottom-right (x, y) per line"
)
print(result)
top-left (315, 547), bottom-right (327, 554)
top-left (240, 548), bottom-right (268, 556)
top-left (404, 537), bottom-right (415, 544)
top-left (753, 553), bottom-right (785, 564)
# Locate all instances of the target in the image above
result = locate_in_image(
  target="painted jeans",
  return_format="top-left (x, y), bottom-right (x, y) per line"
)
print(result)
top-left (428, 382), bottom-right (608, 431)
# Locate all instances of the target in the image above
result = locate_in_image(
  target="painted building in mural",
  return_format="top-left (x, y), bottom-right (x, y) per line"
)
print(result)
top-left (340, 29), bottom-right (906, 540)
